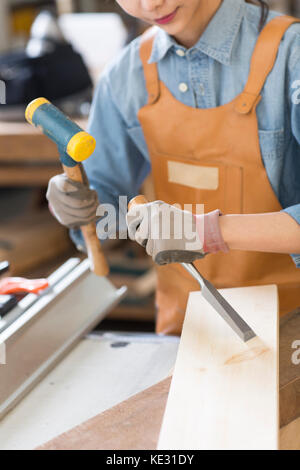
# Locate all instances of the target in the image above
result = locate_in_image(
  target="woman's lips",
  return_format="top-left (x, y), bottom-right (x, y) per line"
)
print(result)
top-left (155, 7), bottom-right (179, 25)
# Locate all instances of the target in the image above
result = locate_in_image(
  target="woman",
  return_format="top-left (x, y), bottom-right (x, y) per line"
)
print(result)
top-left (47, 1), bottom-right (300, 335)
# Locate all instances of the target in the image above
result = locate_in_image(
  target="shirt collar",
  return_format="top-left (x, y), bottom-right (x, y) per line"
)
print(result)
top-left (149, 0), bottom-right (246, 66)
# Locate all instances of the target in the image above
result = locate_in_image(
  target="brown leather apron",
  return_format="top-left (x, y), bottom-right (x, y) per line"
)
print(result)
top-left (138, 16), bottom-right (300, 335)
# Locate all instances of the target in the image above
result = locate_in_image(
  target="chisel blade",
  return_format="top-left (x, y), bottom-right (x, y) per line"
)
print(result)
top-left (182, 263), bottom-right (256, 343)
top-left (200, 276), bottom-right (256, 342)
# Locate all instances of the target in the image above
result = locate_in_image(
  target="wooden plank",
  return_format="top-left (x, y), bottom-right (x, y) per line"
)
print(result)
top-left (280, 416), bottom-right (300, 450)
top-left (279, 310), bottom-right (300, 427)
top-left (158, 286), bottom-right (279, 450)
top-left (37, 377), bottom-right (171, 451)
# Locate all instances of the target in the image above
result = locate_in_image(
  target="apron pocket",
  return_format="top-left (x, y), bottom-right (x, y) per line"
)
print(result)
top-left (164, 158), bottom-right (243, 214)
top-left (167, 161), bottom-right (219, 190)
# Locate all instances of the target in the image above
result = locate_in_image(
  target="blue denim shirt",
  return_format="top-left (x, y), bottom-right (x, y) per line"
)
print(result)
top-left (75, 0), bottom-right (300, 266)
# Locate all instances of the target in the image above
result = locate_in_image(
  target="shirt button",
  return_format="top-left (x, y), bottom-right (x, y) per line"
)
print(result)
top-left (199, 83), bottom-right (205, 96)
top-left (176, 48), bottom-right (185, 57)
top-left (179, 83), bottom-right (188, 93)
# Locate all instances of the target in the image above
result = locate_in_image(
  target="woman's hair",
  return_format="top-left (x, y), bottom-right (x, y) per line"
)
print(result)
top-left (246, 1), bottom-right (270, 30)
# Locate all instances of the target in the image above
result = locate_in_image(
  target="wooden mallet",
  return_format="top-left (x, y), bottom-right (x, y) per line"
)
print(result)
top-left (26, 98), bottom-right (109, 277)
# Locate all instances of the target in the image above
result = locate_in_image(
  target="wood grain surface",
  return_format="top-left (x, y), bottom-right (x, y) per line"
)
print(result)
top-left (158, 286), bottom-right (279, 450)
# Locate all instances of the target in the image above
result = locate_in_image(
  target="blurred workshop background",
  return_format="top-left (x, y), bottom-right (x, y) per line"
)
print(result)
top-left (0, 0), bottom-right (298, 332)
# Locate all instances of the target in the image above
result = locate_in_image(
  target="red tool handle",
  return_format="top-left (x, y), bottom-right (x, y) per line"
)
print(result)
top-left (0, 278), bottom-right (49, 295)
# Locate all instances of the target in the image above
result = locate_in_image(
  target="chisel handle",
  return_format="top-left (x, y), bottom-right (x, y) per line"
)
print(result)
top-left (128, 196), bottom-right (206, 265)
top-left (128, 195), bottom-right (149, 211)
top-left (63, 164), bottom-right (109, 277)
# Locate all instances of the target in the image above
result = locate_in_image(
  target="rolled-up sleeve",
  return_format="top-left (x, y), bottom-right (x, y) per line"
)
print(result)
top-left (282, 34), bottom-right (300, 266)
top-left (86, 76), bottom-right (150, 205)
top-left (284, 204), bottom-right (300, 267)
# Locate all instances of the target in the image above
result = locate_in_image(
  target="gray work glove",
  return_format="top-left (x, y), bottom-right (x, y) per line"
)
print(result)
top-left (126, 201), bottom-right (205, 265)
top-left (46, 174), bottom-right (99, 229)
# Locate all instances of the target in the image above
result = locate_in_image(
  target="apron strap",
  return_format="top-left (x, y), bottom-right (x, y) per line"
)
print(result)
top-left (235, 15), bottom-right (300, 114)
top-left (139, 27), bottom-right (160, 105)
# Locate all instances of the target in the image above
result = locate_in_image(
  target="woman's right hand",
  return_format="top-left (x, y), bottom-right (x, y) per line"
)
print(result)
top-left (46, 174), bottom-right (99, 229)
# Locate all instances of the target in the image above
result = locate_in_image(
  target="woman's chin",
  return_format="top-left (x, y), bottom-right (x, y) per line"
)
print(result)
top-left (157, 20), bottom-right (187, 37)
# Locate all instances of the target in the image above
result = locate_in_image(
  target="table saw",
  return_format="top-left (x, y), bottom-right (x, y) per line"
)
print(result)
top-left (0, 330), bottom-right (179, 450)
top-left (0, 258), bottom-right (127, 420)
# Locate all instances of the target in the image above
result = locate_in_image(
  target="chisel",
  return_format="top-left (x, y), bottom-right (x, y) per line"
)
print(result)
top-left (128, 196), bottom-right (256, 343)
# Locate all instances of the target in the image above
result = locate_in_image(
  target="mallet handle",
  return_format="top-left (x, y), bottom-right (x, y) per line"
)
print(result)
top-left (63, 164), bottom-right (109, 277)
